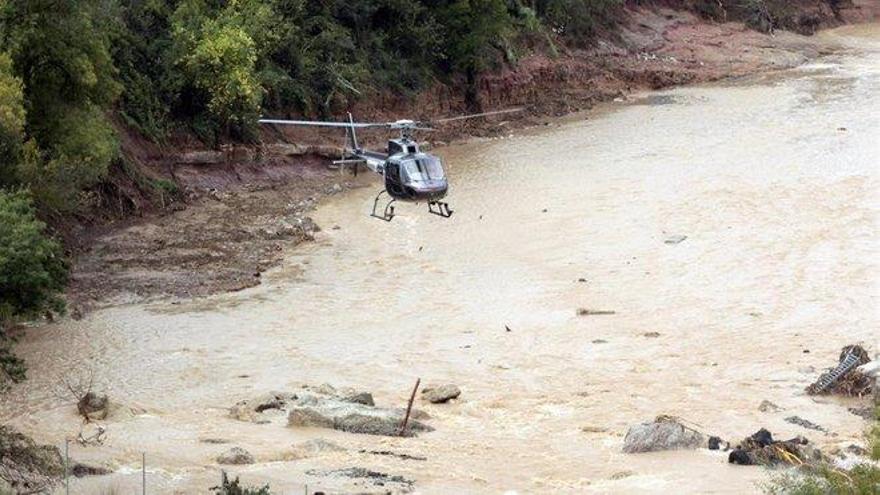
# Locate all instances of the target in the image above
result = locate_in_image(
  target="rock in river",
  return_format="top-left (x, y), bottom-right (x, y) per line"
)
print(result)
top-left (216, 447), bottom-right (255, 465)
top-left (623, 416), bottom-right (706, 453)
top-left (288, 395), bottom-right (432, 437)
top-left (77, 392), bottom-right (109, 421)
top-left (421, 384), bottom-right (461, 404)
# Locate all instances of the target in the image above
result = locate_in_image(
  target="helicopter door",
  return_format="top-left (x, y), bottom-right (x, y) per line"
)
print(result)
top-left (384, 162), bottom-right (406, 197)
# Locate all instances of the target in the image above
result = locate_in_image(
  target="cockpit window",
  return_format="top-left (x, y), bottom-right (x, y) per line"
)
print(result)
top-left (402, 156), bottom-right (445, 181)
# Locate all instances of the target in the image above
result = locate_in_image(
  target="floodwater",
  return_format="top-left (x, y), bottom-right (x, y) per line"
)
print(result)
top-left (3, 24), bottom-right (879, 495)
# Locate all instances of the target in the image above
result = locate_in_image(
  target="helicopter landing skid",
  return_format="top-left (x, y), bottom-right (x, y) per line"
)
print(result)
top-left (428, 201), bottom-right (453, 218)
top-left (370, 190), bottom-right (396, 222)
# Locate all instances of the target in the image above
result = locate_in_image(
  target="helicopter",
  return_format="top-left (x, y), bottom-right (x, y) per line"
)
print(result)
top-left (258, 108), bottom-right (522, 221)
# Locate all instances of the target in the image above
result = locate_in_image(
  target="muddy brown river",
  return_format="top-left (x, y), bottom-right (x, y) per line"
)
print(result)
top-left (3, 24), bottom-right (879, 495)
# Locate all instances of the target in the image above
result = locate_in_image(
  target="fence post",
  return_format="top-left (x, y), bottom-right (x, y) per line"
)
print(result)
top-left (64, 438), bottom-right (69, 495)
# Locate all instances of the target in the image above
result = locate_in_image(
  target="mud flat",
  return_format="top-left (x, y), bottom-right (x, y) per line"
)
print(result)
top-left (3, 21), bottom-right (879, 495)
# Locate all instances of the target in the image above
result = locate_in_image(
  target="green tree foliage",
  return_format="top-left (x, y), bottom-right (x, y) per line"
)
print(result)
top-left (0, 189), bottom-right (67, 386)
top-left (110, 0), bottom-right (177, 140)
top-left (428, 0), bottom-right (513, 108)
top-left (0, 51), bottom-right (25, 186)
top-left (170, 0), bottom-right (268, 140)
top-left (536, 0), bottom-right (623, 42)
top-left (0, 0), bottom-right (120, 211)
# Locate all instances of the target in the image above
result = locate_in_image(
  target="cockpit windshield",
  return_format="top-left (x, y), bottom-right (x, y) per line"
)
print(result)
top-left (402, 156), bottom-right (445, 181)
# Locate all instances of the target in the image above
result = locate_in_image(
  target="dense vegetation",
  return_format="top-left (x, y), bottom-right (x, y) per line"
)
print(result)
top-left (0, 190), bottom-right (66, 388)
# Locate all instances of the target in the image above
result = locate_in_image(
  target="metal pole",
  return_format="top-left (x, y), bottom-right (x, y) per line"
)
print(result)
top-left (142, 452), bottom-right (146, 495)
top-left (64, 439), bottom-right (69, 495)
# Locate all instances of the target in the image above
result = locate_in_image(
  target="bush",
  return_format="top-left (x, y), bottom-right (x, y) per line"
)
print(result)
top-left (211, 472), bottom-right (272, 495)
top-left (0, 189), bottom-right (67, 386)
top-left (0, 52), bottom-right (25, 185)
top-left (538, 0), bottom-right (623, 43)
top-left (764, 463), bottom-right (880, 495)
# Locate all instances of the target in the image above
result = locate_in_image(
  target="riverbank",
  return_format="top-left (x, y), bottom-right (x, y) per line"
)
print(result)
top-left (65, 2), bottom-right (877, 313)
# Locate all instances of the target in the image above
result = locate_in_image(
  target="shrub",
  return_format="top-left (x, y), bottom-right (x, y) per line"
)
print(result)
top-left (539, 0), bottom-right (623, 43)
top-left (211, 472), bottom-right (272, 495)
top-left (764, 463), bottom-right (880, 495)
top-left (0, 189), bottom-right (67, 387)
top-left (0, 52), bottom-right (25, 185)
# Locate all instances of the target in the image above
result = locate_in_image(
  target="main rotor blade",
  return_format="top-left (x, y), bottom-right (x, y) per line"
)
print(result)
top-left (259, 119), bottom-right (385, 128)
top-left (431, 107), bottom-right (525, 124)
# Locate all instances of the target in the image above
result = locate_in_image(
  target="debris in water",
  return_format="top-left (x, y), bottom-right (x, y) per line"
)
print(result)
top-left (806, 345), bottom-right (872, 397)
top-left (844, 444), bottom-right (867, 456)
top-left (664, 234), bottom-right (687, 245)
top-left (643, 332), bottom-right (661, 338)
top-left (285, 439), bottom-right (345, 460)
top-left (611, 470), bottom-right (635, 480)
top-left (784, 415), bottom-right (828, 433)
top-left (758, 400), bottom-right (783, 413)
top-left (580, 425), bottom-right (608, 433)
top-left (359, 449), bottom-right (427, 461)
top-left (708, 436), bottom-right (728, 451)
top-left (505, 325), bottom-right (512, 332)
top-left (70, 463), bottom-right (112, 477)
top-left (728, 429), bottom-right (825, 466)
top-left (305, 467), bottom-right (413, 487)
top-left (199, 438), bottom-right (230, 444)
top-left (577, 308), bottom-right (616, 316)
top-left (848, 407), bottom-right (874, 420)
top-left (592, 339), bottom-right (608, 344)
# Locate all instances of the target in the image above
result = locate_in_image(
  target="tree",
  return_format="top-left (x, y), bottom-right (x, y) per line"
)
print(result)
top-left (170, 0), bottom-right (276, 139)
top-left (0, 189), bottom-right (67, 386)
top-left (539, 0), bottom-right (622, 43)
top-left (428, 0), bottom-right (513, 109)
top-left (0, 51), bottom-right (25, 187)
top-left (0, 0), bottom-right (121, 210)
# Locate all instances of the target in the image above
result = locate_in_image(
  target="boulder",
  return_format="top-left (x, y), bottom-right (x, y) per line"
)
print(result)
top-left (301, 384), bottom-right (373, 406)
top-left (77, 393), bottom-right (109, 421)
top-left (421, 385), bottom-right (461, 404)
top-left (288, 395), bottom-right (432, 437)
top-left (758, 400), bottom-right (782, 412)
top-left (216, 447), bottom-right (255, 465)
top-left (229, 392), bottom-right (296, 422)
top-left (622, 416), bottom-right (706, 453)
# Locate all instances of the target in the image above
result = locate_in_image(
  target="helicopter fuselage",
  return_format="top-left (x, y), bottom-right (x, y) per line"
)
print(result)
top-left (350, 138), bottom-right (448, 203)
